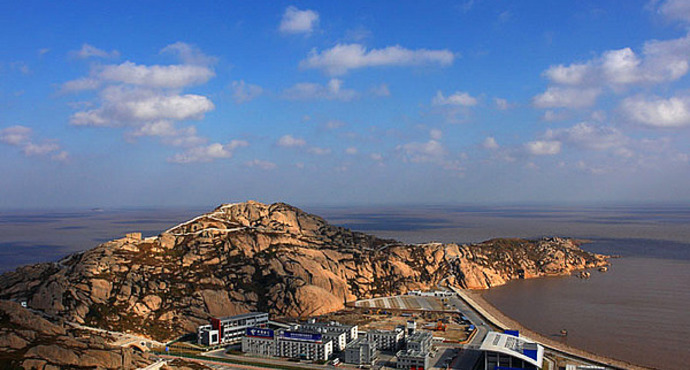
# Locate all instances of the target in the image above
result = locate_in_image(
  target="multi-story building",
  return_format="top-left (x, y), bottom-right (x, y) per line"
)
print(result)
top-left (406, 331), bottom-right (433, 353)
top-left (367, 328), bottom-right (405, 351)
top-left (198, 312), bottom-right (269, 346)
top-left (344, 337), bottom-right (378, 366)
top-left (242, 327), bottom-right (277, 357)
top-left (276, 330), bottom-right (334, 361)
top-left (197, 325), bottom-right (219, 346)
top-left (396, 349), bottom-right (430, 370)
top-left (299, 321), bottom-right (359, 344)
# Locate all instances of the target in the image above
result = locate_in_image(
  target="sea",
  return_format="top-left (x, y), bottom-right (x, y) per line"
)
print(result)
top-left (1, 204), bottom-right (688, 369)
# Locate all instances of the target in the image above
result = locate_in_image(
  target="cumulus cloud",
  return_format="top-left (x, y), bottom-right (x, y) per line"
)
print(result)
top-left (279, 6), bottom-right (319, 34)
top-left (654, 0), bottom-right (690, 24)
top-left (245, 159), bottom-right (277, 170)
top-left (98, 62), bottom-right (214, 89)
top-left (70, 86), bottom-right (214, 126)
top-left (282, 78), bottom-right (357, 101)
top-left (533, 87), bottom-right (601, 108)
top-left (432, 91), bottom-right (478, 106)
top-left (483, 137), bottom-right (499, 150)
top-left (300, 43), bottom-right (454, 76)
top-left (525, 140), bottom-right (561, 155)
top-left (169, 141), bottom-right (248, 164)
top-left (62, 43), bottom-right (246, 164)
top-left (542, 33), bottom-right (690, 89)
top-left (276, 134), bottom-right (306, 148)
top-left (160, 42), bottom-right (217, 66)
top-left (0, 125), bottom-right (68, 161)
top-left (545, 123), bottom-right (630, 151)
top-left (430, 129), bottom-right (443, 140)
top-left (72, 44), bottom-right (119, 59)
top-left (398, 140), bottom-right (447, 163)
top-left (620, 94), bottom-right (690, 128)
top-left (230, 80), bottom-right (263, 104)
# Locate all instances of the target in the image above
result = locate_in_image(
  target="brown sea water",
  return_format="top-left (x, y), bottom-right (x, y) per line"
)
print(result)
top-left (1, 204), bottom-right (689, 369)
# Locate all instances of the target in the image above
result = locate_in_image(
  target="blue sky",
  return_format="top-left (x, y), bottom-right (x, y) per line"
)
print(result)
top-left (2, 0), bottom-right (690, 208)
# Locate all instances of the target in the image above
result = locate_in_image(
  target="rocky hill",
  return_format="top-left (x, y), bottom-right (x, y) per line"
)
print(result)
top-left (0, 201), bottom-right (609, 341)
top-left (0, 300), bottom-right (152, 369)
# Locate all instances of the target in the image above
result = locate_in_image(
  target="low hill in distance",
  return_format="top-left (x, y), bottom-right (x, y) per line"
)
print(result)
top-left (0, 201), bottom-right (609, 341)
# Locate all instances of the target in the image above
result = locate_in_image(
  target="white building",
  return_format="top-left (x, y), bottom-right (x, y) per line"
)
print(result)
top-left (276, 330), bottom-right (333, 361)
top-left (479, 331), bottom-right (544, 370)
top-left (299, 321), bottom-right (359, 344)
top-left (198, 312), bottom-right (269, 346)
top-left (367, 328), bottom-right (405, 351)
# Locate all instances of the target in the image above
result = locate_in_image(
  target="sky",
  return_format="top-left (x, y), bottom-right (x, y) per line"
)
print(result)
top-left (2, 0), bottom-right (690, 208)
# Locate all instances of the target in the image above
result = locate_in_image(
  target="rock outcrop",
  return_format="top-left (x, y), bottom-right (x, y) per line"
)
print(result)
top-left (0, 300), bottom-right (152, 369)
top-left (0, 201), bottom-right (609, 341)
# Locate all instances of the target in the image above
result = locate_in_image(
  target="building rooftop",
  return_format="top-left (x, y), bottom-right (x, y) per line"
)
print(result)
top-left (408, 331), bottom-right (432, 342)
top-left (479, 332), bottom-right (544, 368)
top-left (396, 349), bottom-right (428, 358)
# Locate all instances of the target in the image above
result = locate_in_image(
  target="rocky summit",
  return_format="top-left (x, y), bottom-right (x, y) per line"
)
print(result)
top-left (0, 201), bottom-right (609, 341)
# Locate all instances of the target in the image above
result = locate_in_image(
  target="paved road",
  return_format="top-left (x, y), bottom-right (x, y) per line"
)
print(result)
top-left (204, 349), bottom-right (328, 370)
top-left (440, 291), bottom-right (489, 370)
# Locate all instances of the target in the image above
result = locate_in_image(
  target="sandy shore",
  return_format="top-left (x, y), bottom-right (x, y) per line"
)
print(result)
top-left (454, 288), bottom-right (653, 370)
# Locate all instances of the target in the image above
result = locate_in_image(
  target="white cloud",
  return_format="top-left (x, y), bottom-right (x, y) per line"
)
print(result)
top-left (525, 140), bottom-right (562, 155)
top-left (98, 62), bottom-right (214, 89)
top-left (127, 120), bottom-right (206, 148)
top-left (546, 123), bottom-right (629, 151)
top-left (160, 42), bottom-right (217, 66)
top-left (279, 6), bottom-right (319, 34)
top-left (542, 33), bottom-right (690, 89)
top-left (543, 63), bottom-right (591, 85)
top-left (533, 87), bottom-right (601, 108)
top-left (276, 134), bottom-right (306, 148)
top-left (398, 139), bottom-right (447, 163)
top-left (541, 110), bottom-right (568, 122)
top-left (60, 78), bottom-right (101, 93)
top-left (483, 137), bottom-right (499, 150)
top-left (370, 153), bottom-right (383, 161)
top-left (246, 159), bottom-right (277, 170)
top-left (307, 146), bottom-right (331, 155)
top-left (432, 91), bottom-right (478, 106)
top-left (231, 80), bottom-right (263, 104)
top-left (0, 125), bottom-right (32, 146)
top-left (430, 129), bottom-right (443, 140)
top-left (345, 147), bottom-right (358, 155)
top-left (300, 43), bottom-right (454, 76)
top-left (0, 125), bottom-right (67, 161)
top-left (620, 95), bottom-right (690, 128)
top-left (169, 141), bottom-right (248, 164)
top-left (73, 44), bottom-right (119, 59)
top-left (655, 0), bottom-right (690, 23)
top-left (70, 86), bottom-right (214, 126)
top-left (282, 78), bottom-right (357, 101)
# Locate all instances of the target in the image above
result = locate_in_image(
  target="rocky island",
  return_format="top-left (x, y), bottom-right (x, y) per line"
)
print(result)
top-left (0, 201), bottom-right (609, 367)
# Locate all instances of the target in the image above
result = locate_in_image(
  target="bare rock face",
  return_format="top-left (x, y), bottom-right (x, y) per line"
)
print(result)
top-left (0, 201), bottom-right (609, 342)
top-left (0, 300), bottom-right (151, 369)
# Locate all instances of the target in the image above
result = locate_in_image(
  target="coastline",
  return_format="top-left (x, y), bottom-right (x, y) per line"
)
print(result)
top-left (450, 286), bottom-right (652, 370)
